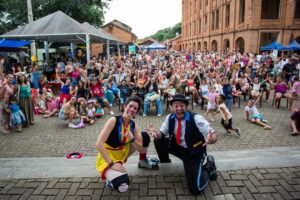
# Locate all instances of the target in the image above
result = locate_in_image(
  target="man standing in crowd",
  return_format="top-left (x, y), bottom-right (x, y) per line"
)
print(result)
top-left (145, 94), bottom-right (217, 194)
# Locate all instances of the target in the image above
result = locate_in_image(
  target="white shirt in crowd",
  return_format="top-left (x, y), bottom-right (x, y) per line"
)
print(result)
top-left (245, 105), bottom-right (260, 116)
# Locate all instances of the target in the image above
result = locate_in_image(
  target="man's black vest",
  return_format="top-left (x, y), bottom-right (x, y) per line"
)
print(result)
top-left (168, 112), bottom-right (206, 156)
top-left (106, 116), bottom-right (135, 148)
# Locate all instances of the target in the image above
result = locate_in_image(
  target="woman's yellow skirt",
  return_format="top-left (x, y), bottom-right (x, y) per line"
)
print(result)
top-left (96, 143), bottom-right (131, 180)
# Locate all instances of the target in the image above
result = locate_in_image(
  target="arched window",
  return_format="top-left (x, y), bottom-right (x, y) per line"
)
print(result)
top-left (193, 42), bottom-right (196, 51)
top-left (198, 42), bottom-right (201, 51)
top-left (223, 39), bottom-right (230, 51)
top-left (236, 37), bottom-right (245, 53)
top-left (204, 41), bottom-right (208, 51)
top-left (211, 40), bottom-right (218, 51)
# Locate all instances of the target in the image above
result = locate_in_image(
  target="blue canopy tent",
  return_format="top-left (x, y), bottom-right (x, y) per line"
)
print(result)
top-left (146, 42), bottom-right (166, 50)
top-left (260, 41), bottom-right (284, 51)
top-left (0, 39), bottom-right (31, 48)
top-left (280, 40), bottom-right (300, 51)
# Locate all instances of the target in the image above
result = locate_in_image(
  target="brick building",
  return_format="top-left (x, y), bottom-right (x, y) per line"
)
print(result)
top-left (181, 0), bottom-right (300, 53)
top-left (169, 35), bottom-right (182, 51)
top-left (102, 20), bottom-right (137, 44)
top-left (91, 20), bottom-right (137, 56)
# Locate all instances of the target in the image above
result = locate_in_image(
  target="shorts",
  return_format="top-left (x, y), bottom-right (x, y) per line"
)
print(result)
top-left (221, 118), bottom-right (233, 130)
top-left (285, 76), bottom-right (293, 82)
top-left (58, 108), bottom-right (65, 120)
top-left (275, 91), bottom-right (286, 95)
top-left (95, 96), bottom-right (107, 104)
top-left (291, 111), bottom-right (300, 123)
top-left (201, 91), bottom-right (208, 97)
top-left (249, 114), bottom-right (265, 121)
top-left (207, 102), bottom-right (216, 110)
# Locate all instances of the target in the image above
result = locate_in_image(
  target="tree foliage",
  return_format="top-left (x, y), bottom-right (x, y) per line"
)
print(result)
top-left (0, 0), bottom-right (111, 34)
top-left (146, 22), bottom-right (181, 42)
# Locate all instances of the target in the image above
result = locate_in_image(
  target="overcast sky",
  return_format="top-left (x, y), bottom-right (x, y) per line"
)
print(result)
top-left (104, 0), bottom-right (181, 39)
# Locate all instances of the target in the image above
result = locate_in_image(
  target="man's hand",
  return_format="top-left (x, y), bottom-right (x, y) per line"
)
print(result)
top-left (204, 131), bottom-right (217, 146)
top-left (144, 123), bottom-right (161, 138)
top-left (224, 120), bottom-right (229, 125)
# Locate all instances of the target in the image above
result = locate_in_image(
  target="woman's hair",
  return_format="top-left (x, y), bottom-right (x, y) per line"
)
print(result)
top-left (124, 95), bottom-right (142, 112)
top-left (17, 74), bottom-right (27, 84)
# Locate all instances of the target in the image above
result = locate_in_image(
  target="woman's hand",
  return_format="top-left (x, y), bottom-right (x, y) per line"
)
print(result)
top-left (110, 162), bottom-right (127, 173)
top-left (124, 131), bottom-right (134, 141)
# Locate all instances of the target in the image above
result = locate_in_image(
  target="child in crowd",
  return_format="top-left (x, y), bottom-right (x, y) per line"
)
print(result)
top-left (165, 83), bottom-right (177, 97)
top-left (58, 96), bottom-right (85, 129)
top-left (245, 100), bottom-right (271, 130)
top-left (250, 77), bottom-right (269, 102)
top-left (36, 95), bottom-right (47, 115)
top-left (133, 82), bottom-right (146, 101)
top-left (43, 94), bottom-right (59, 118)
top-left (199, 79), bottom-right (209, 98)
top-left (84, 100), bottom-right (96, 125)
top-left (118, 79), bottom-right (132, 105)
top-left (205, 86), bottom-right (218, 121)
top-left (216, 94), bottom-right (240, 136)
top-left (7, 95), bottom-right (26, 132)
top-left (292, 76), bottom-right (300, 98)
top-left (222, 78), bottom-right (234, 112)
top-left (290, 108), bottom-right (300, 136)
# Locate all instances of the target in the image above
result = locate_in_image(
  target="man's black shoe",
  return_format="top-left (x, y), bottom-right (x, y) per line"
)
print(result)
top-left (159, 158), bottom-right (172, 163)
top-left (204, 155), bottom-right (218, 181)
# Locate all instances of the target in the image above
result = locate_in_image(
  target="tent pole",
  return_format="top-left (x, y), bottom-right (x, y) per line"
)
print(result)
top-left (117, 42), bottom-right (120, 56)
top-left (44, 41), bottom-right (49, 68)
top-left (106, 40), bottom-right (110, 62)
top-left (70, 43), bottom-right (75, 60)
top-left (86, 34), bottom-right (91, 65)
top-left (27, 0), bottom-right (36, 57)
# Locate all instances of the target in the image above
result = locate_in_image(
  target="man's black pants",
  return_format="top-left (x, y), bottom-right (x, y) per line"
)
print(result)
top-left (154, 138), bottom-right (210, 195)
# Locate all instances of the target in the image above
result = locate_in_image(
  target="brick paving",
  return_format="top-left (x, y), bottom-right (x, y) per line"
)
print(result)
top-left (0, 99), bottom-right (300, 158)
top-left (0, 167), bottom-right (299, 200)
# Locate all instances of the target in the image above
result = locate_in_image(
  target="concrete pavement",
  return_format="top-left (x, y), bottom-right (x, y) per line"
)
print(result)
top-left (1, 147), bottom-right (300, 180)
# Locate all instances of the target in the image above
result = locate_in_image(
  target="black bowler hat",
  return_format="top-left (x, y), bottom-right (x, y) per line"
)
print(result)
top-left (169, 94), bottom-right (189, 105)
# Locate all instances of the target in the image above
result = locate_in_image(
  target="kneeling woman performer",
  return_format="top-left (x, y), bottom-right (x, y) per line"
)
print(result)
top-left (96, 95), bottom-right (158, 193)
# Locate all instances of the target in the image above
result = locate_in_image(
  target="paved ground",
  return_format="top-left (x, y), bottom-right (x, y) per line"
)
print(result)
top-left (0, 98), bottom-right (299, 158)
top-left (1, 97), bottom-right (300, 199)
top-left (0, 167), bottom-right (300, 200)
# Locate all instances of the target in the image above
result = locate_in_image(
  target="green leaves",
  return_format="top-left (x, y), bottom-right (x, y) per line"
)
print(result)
top-left (0, 0), bottom-right (111, 34)
top-left (146, 22), bottom-right (181, 42)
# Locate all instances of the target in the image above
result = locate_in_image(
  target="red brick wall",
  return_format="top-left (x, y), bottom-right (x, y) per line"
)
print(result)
top-left (103, 26), bottom-right (137, 44)
top-left (181, 0), bottom-right (300, 53)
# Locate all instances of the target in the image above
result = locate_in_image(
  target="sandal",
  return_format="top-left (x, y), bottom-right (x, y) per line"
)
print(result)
top-left (291, 132), bottom-right (299, 136)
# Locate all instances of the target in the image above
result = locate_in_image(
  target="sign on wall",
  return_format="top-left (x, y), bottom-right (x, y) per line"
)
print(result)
top-left (129, 45), bottom-right (136, 54)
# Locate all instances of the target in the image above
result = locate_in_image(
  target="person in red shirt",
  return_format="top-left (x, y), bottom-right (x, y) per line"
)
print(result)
top-left (90, 77), bottom-right (114, 115)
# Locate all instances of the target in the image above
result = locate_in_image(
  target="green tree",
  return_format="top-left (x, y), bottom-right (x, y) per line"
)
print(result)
top-left (146, 22), bottom-right (181, 42)
top-left (0, 0), bottom-right (111, 34)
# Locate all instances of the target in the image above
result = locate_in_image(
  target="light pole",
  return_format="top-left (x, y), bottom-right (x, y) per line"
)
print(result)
top-left (27, 0), bottom-right (37, 57)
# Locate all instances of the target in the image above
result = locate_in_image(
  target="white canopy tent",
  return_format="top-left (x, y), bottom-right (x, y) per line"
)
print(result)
top-left (0, 10), bottom-right (121, 63)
